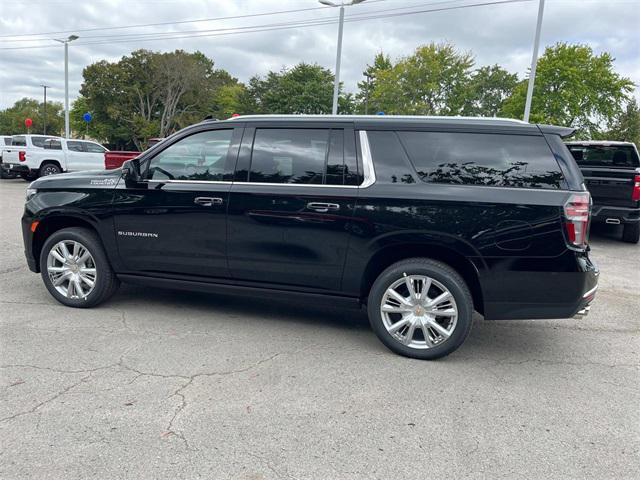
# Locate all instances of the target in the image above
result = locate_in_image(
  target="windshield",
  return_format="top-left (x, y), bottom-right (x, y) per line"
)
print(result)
top-left (567, 144), bottom-right (640, 168)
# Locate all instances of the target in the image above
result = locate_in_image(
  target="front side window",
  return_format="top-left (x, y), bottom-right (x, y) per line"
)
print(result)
top-left (12, 136), bottom-right (26, 146)
top-left (249, 129), bottom-right (331, 184)
top-left (147, 129), bottom-right (233, 181)
top-left (83, 142), bottom-right (106, 153)
top-left (398, 131), bottom-right (565, 189)
top-left (567, 145), bottom-right (640, 169)
top-left (67, 141), bottom-right (84, 152)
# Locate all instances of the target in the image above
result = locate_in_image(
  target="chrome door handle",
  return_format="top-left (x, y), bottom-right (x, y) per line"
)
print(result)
top-left (307, 202), bottom-right (340, 212)
top-left (194, 197), bottom-right (223, 207)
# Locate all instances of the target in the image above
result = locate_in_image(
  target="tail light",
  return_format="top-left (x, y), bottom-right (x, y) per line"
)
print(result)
top-left (18, 151), bottom-right (26, 162)
top-left (632, 174), bottom-right (640, 202)
top-left (564, 192), bottom-right (591, 249)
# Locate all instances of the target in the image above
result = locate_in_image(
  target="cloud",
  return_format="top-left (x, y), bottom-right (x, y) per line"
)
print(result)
top-left (0, 0), bottom-right (638, 110)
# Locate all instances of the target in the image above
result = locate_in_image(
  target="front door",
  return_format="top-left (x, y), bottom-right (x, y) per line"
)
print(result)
top-left (227, 124), bottom-right (360, 291)
top-left (112, 127), bottom-right (241, 279)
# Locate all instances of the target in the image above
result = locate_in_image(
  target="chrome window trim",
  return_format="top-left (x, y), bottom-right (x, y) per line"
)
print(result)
top-left (144, 130), bottom-right (378, 189)
top-left (359, 130), bottom-right (376, 188)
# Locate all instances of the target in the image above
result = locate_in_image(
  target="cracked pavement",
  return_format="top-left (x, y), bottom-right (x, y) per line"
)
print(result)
top-left (1, 179), bottom-right (639, 479)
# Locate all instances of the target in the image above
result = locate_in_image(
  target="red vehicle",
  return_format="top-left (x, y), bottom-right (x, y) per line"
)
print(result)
top-left (103, 138), bottom-right (164, 170)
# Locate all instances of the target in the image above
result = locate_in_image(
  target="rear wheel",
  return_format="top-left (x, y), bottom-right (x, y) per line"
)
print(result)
top-left (622, 222), bottom-right (639, 244)
top-left (367, 258), bottom-right (473, 360)
top-left (39, 162), bottom-right (61, 177)
top-left (40, 227), bottom-right (120, 308)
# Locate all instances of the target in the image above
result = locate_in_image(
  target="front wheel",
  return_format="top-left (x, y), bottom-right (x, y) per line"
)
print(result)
top-left (367, 258), bottom-right (473, 360)
top-left (622, 222), bottom-right (639, 244)
top-left (40, 227), bottom-right (120, 308)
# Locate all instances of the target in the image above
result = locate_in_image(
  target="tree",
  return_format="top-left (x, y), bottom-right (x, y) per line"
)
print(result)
top-left (501, 43), bottom-right (634, 137)
top-left (77, 49), bottom-right (238, 149)
top-left (605, 98), bottom-right (640, 145)
top-left (462, 65), bottom-right (518, 117)
top-left (246, 63), bottom-right (352, 114)
top-left (356, 52), bottom-right (392, 114)
top-left (369, 43), bottom-right (474, 115)
top-left (0, 97), bottom-right (64, 135)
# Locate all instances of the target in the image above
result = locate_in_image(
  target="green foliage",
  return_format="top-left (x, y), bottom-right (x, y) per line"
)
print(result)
top-left (356, 53), bottom-right (392, 114)
top-left (247, 63), bottom-right (352, 114)
top-left (462, 65), bottom-right (518, 117)
top-left (0, 97), bottom-right (64, 136)
top-left (604, 98), bottom-right (640, 145)
top-left (501, 43), bottom-right (634, 137)
top-left (370, 43), bottom-right (474, 115)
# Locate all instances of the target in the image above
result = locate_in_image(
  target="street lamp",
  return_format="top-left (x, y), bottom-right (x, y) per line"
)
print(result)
top-left (319, 0), bottom-right (367, 115)
top-left (523, 0), bottom-right (545, 123)
top-left (40, 84), bottom-right (50, 135)
top-left (53, 35), bottom-right (79, 138)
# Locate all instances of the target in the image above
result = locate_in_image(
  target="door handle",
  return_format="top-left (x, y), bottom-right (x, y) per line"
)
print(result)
top-left (306, 202), bottom-right (340, 213)
top-left (194, 197), bottom-right (223, 207)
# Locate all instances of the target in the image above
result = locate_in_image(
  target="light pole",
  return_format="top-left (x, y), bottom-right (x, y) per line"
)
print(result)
top-left (523, 0), bottom-right (545, 123)
top-left (40, 84), bottom-right (49, 135)
top-left (53, 35), bottom-right (79, 138)
top-left (319, 0), bottom-right (366, 115)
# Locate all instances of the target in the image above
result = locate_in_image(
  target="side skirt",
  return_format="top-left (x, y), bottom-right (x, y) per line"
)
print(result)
top-left (117, 273), bottom-right (362, 309)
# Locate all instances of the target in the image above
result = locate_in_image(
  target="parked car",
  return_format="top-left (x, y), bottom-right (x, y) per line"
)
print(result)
top-left (0, 135), bottom-right (18, 179)
top-left (3, 136), bottom-right (109, 180)
top-left (103, 138), bottom-right (164, 170)
top-left (566, 140), bottom-right (640, 243)
top-left (21, 115), bottom-right (598, 359)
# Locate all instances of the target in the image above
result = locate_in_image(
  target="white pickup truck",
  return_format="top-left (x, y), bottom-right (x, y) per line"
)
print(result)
top-left (2, 135), bottom-right (109, 180)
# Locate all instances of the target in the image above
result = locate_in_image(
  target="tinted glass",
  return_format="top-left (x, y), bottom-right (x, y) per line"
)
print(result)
top-left (12, 136), bottom-right (26, 146)
top-left (148, 129), bottom-right (233, 181)
top-left (250, 129), bottom-right (330, 184)
top-left (398, 131), bottom-right (564, 189)
top-left (344, 130), bottom-right (360, 185)
top-left (567, 145), bottom-right (640, 168)
top-left (367, 131), bottom-right (417, 184)
top-left (83, 142), bottom-right (106, 153)
top-left (325, 130), bottom-right (345, 185)
top-left (44, 139), bottom-right (62, 150)
top-left (2, 137), bottom-right (11, 146)
top-left (67, 141), bottom-right (84, 152)
top-left (31, 137), bottom-right (53, 148)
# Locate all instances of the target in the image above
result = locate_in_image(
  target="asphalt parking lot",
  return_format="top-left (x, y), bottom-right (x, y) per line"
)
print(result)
top-left (0, 178), bottom-right (638, 479)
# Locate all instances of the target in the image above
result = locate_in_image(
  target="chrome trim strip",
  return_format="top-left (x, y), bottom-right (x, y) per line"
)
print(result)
top-left (147, 179), bottom-right (232, 185)
top-left (359, 130), bottom-right (376, 188)
top-left (582, 284), bottom-right (598, 299)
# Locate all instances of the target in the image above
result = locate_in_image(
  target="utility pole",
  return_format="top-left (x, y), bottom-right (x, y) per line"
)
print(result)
top-left (319, 0), bottom-right (367, 115)
top-left (40, 84), bottom-right (49, 135)
top-left (523, 0), bottom-right (545, 123)
top-left (53, 35), bottom-right (79, 138)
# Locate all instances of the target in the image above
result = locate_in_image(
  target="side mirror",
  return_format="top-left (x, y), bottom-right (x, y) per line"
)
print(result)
top-left (121, 158), bottom-right (141, 181)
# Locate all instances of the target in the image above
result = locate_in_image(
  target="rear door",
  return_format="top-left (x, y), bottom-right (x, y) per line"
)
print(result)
top-left (568, 144), bottom-right (640, 208)
top-left (226, 122), bottom-right (359, 291)
top-left (80, 141), bottom-right (108, 170)
top-left (65, 140), bottom-right (87, 171)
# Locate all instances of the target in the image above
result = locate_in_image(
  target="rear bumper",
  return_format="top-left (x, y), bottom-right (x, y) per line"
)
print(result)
top-left (591, 204), bottom-right (640, 224)
top-left (5, 163), bottom-right (32, 175)
top-left (482, 252), bottom-right (599, 320)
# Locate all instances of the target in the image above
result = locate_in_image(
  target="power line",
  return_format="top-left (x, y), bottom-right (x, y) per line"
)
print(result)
top-left (0, 0), bottom-right (532, 51)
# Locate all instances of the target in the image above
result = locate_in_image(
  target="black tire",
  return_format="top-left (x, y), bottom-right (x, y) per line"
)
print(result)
top-left (367, 258), bottom-right (473, 360)
top-left (39, 162), bottom-right (62, 177)
top-left (39, 227), bottom-right (120, 308)
top-left (20, 173), bottom-right (36, 182)
top-left (622, 222), bottom-right (640, 244)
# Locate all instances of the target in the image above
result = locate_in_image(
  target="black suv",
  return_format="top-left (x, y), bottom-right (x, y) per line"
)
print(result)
top-left (22, 115), bottom-right (598, 359)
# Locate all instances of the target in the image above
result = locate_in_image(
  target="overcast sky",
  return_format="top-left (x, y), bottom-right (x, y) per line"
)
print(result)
top-left (0, 0), bottom-right (638, 110)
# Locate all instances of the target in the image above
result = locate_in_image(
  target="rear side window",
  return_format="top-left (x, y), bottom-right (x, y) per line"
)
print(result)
top-left (12, 136), bottom-right (26, 146)
top-left (249, 129), bottom-right (329, 184)
top-left (31, 137), bottom-right (53, 148)
top-left (67, 141), bottom-right (84, 152)
top-left (83, 142), bottom-right (106, 153)
top-left (567, 145), bottom-right (640, 168)
top-left (2, 137), bottom-right (11, 146)
top-left (44, 139), bottom-right (62, 150)
top-left (398, 131), bottom-right (565, 189)
top-left (366, 131), bottom-right (416, 184)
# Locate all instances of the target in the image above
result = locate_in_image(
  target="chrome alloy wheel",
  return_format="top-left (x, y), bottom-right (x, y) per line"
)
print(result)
top-left (380, 274), bottom-right (458, 349)
top-left (46, 240), bottom-right (97, 300)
